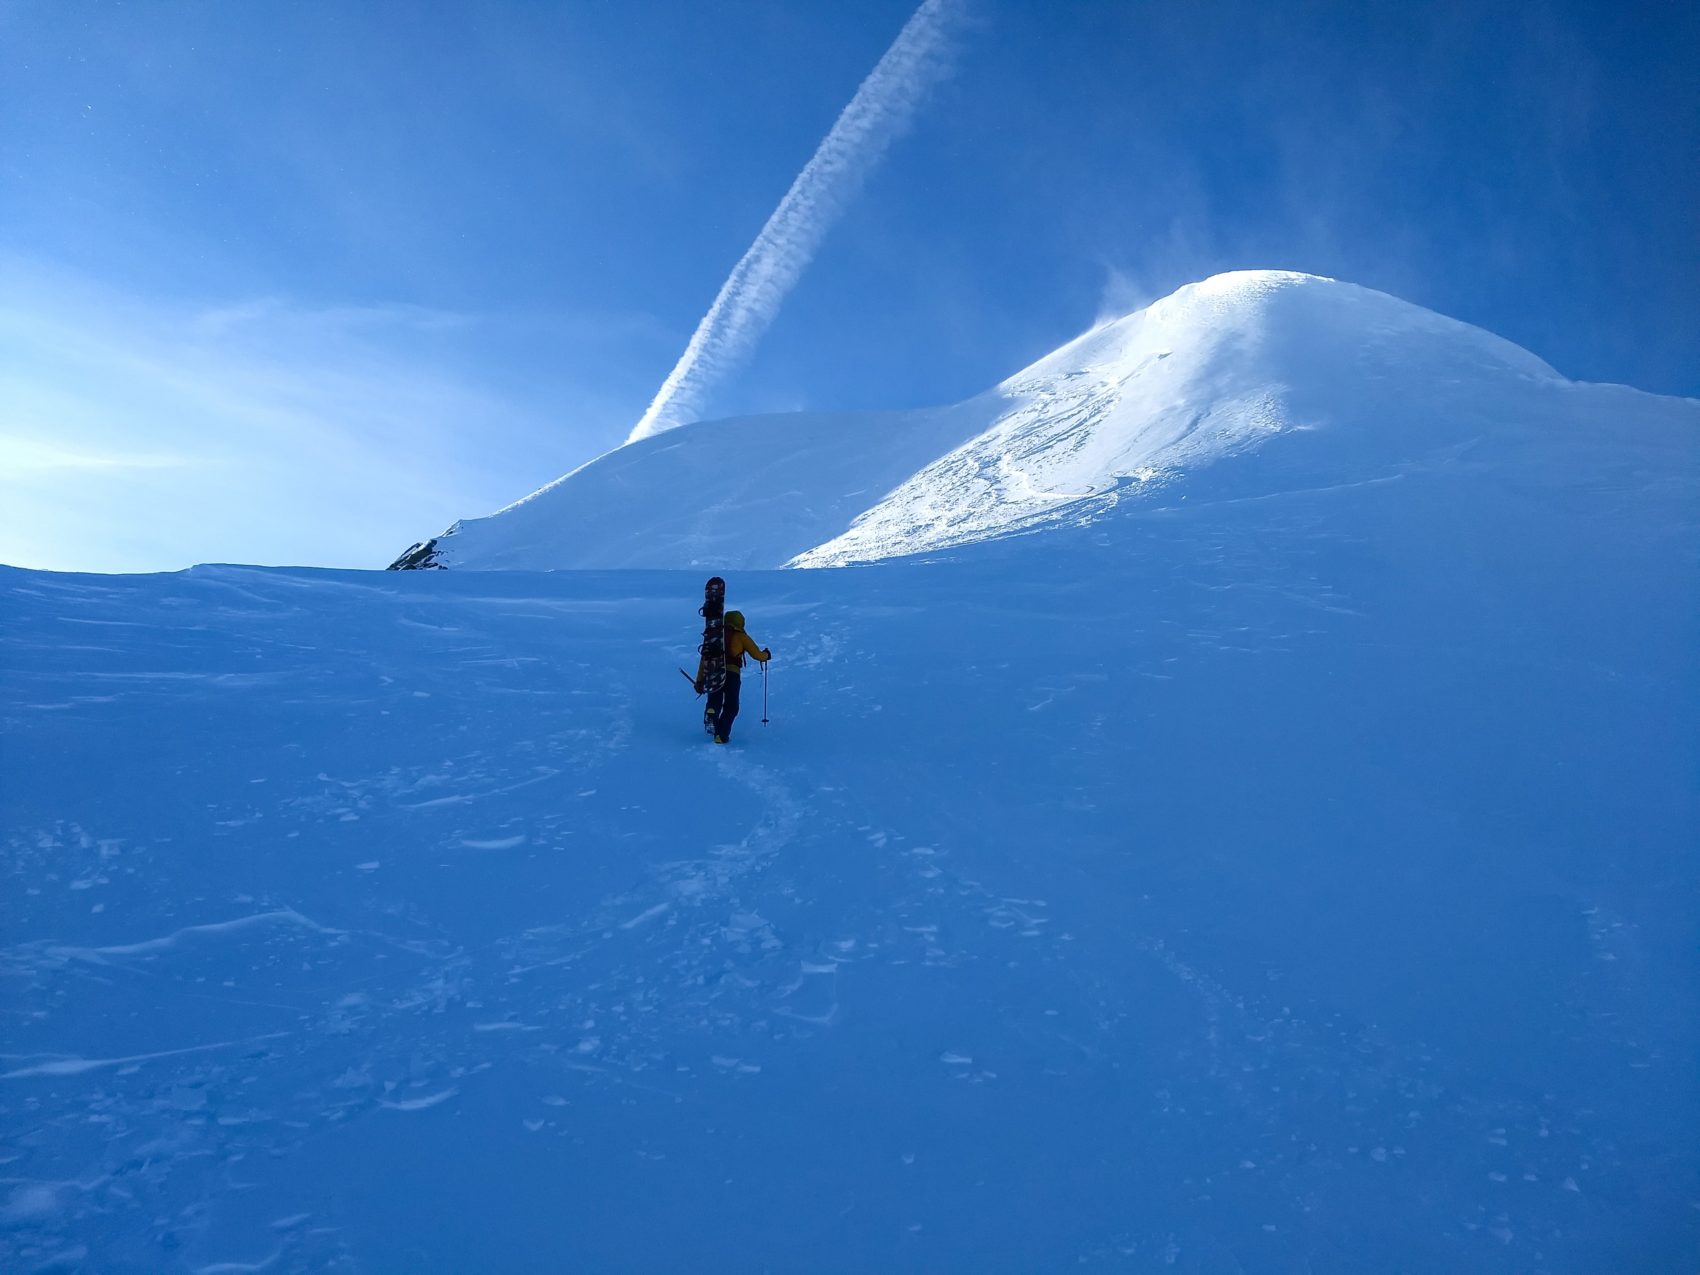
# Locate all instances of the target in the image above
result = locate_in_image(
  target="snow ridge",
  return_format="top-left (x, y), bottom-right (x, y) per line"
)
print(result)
top-left (393, 270), bottom-right (1651, 574)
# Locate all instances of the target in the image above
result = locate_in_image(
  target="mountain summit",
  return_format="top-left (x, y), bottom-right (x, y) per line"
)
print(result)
top-left (388, 271), bottom-right (1680, 571)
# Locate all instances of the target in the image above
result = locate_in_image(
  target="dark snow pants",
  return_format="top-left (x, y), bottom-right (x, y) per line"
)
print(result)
top-left (707, 672), bottom-right (742, 741)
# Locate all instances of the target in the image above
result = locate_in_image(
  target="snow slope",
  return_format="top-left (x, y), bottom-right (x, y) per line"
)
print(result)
top-left (392, 271), bottom-right (1647, 573)
top-left (5, 271), bottom-right (1699, 1271)
top-left (4, 392), bottom-right (1698, 1271)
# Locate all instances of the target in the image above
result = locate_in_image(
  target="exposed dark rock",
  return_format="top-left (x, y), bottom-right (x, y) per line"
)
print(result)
top-left (386, 539), bottom-right (445, 570)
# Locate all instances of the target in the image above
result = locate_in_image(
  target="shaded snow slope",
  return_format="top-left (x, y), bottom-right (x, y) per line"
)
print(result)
top-left (4, 393), bottom-right (1698, 1271)
top-left (410, 399), bottom-right (997, 572)
top-left (392, 270), bottom-right (1689, 573)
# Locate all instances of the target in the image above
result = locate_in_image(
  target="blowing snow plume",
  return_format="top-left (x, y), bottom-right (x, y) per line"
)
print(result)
top-left (627, 0), bottom-right (966, 444)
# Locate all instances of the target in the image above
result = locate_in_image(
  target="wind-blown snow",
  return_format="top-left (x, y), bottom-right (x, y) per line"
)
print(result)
top-left (409, 272), bottom-right (1639, 574)
top-left (797, 269), bottom-right (1563, 565)
top-left (626, 0), bottom-right (966, 443)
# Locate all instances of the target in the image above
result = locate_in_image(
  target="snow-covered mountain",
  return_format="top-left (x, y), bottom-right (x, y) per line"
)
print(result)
top-left (389, 270), bottom-right (1689, 572)
top-left (5, 270), bottom-right (1698, 1272)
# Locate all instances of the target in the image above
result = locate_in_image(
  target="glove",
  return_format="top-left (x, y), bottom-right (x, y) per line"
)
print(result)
top-left (693, 679), bottom-right (705, 694)
top-left (762, 648), bottom-right (772, 660)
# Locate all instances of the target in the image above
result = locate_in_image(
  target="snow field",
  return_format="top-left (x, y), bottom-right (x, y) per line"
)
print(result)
top-left (4, 268), bottom-right (1697, 1272)
top-left (3, 435), bottom-right (1696, 1273)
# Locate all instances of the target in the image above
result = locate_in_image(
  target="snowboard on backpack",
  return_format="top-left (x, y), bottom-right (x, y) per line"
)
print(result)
top-left (697, 576), bottom-right (726, 736)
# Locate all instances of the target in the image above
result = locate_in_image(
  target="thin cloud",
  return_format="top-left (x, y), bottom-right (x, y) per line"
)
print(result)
top-left (0, 259), bottom-right (651, 571)
top-left (628, 0), bottom-right (968, 443)
top-left (0, 437), bottom-right (203, 472)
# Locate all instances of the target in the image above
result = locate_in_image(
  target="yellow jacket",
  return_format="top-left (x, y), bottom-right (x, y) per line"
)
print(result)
top-left (696, 627), bottom-right (769, 685)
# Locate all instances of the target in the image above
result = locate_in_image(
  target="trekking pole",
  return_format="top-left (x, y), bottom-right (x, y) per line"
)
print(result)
top-left (761, 658), bottom-right (770, 725)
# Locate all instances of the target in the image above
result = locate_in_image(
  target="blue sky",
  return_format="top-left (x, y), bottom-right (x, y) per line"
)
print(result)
top-left (3, 0), bottom-right (1695, 572)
